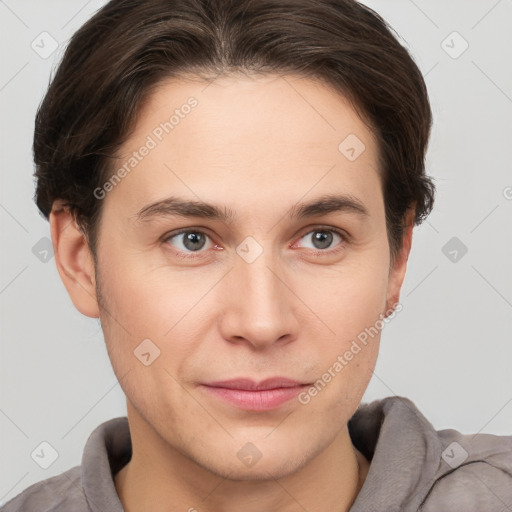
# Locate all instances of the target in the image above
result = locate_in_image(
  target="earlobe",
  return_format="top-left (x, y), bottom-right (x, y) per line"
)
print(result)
top-left (385, 209), bottom-right (415, 312)
top-left (49, 203), bottom-right (100, 318)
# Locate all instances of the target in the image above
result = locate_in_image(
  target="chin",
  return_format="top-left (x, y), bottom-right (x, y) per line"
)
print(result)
top-left (212, 458), bottom-right (308, 482)
top-left (194, 439), bottom-right (318, 482)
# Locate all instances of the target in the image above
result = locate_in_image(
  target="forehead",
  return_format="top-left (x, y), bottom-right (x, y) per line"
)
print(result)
top-left (132, 72), bottom-right (376, 153)
top-left (107, 73), bottom-right (382, 220)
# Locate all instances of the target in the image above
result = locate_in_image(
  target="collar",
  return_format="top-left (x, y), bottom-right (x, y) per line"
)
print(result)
top-left (348, 396), bottom-right (442, 511)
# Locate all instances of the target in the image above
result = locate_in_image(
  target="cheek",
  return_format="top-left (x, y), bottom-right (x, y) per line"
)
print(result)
top-left (98, 243), bottom-right (218, 340)
top-left (96, 255), bottom-right (203, 424)
top-left (96, 246), bottom-right (226, 403)
top-left (294, 252), bottom-right (389, 396)
top-left (302, 254), bottom-right (389, 339)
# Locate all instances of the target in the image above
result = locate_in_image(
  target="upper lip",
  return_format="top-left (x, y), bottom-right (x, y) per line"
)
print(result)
top-left (202, 378), bottom-right (308, 391)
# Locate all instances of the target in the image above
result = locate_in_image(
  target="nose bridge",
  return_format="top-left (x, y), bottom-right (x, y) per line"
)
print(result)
top-left (239, 250), bottom-right (281, 311)
top-left (236, 234), bottom-right (281, 296)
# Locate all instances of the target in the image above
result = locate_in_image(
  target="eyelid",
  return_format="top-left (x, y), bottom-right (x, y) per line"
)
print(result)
top-left (294, 224), bottom-right (349, 240)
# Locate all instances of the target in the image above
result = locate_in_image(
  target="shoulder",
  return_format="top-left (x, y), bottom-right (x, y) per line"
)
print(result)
top-left (1, 416), bottom-right (129, 512)
top-left (420, 428), bottom-right (512, 511)
top-left (0, 465), bottom-right (89, 512)
top-left (349, 396), bottom-right (512, 511)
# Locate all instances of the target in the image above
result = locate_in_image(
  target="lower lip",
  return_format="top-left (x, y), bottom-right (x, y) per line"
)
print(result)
top-left (201, 385), bottom-right (307, 411)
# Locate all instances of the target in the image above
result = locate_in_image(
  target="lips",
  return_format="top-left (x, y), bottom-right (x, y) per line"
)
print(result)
top-left (200, 377), bottom-right (310, 411)
top-left (203, 377), bottom-right (307, 390)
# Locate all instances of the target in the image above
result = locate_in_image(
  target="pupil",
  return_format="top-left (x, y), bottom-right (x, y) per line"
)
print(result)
top-left (183, 232), bottom-right (205, 251)
top-left (313, 231), bottom-right (332, 249)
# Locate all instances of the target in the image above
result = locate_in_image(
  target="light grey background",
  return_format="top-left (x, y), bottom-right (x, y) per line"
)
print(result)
top-left (1, 0), bottom-right (511, 505)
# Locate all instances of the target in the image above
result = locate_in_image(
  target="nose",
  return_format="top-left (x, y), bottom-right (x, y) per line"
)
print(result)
top-left (217, 246), bottom-right (299, 350)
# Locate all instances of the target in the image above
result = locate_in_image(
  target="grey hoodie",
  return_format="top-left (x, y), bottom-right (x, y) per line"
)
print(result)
top-left (2, 396), bottom-right (511, 511)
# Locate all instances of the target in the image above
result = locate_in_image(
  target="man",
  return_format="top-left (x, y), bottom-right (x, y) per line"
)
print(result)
top-left (2, 0), bottom-right (511, 511)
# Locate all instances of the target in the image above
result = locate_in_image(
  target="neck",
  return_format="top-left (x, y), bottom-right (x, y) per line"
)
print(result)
top-left (115, 403), bottom-right (369, 512)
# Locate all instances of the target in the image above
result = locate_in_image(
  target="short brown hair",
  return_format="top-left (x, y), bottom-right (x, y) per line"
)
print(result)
top-left (34, 0), bottom-right (435, 262)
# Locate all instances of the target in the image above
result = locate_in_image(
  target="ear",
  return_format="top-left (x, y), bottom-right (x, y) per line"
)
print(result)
top-left (385, 208), bottom-right (415, 312)
top-left (49, 202), bottom-right (100, 318)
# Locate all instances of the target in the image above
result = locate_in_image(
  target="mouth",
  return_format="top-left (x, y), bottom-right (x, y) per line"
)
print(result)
top-left (200, 377), bottom-right (311, 411)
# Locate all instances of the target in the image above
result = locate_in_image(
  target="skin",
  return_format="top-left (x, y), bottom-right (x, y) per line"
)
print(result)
top-left (50, 73), bottom-right (414, 512)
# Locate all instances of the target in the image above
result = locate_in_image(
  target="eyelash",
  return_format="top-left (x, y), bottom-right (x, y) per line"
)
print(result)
top-left (162, 226), bottom-right (348, 260)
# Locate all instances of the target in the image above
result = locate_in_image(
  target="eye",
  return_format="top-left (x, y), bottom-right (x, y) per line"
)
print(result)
top-left (164, 229), bottom-right (214, 255)
top-left (295, 228), bottom-right (345, 252)
top-left (163, 226), bottom-right (346, 259)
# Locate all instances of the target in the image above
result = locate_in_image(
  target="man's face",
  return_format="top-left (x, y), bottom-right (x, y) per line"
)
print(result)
top-left (89, 73), bottom-right (407, 479)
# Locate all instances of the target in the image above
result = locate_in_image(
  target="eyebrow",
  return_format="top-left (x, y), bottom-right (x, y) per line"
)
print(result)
top-left (133, 193), bottom-right (369, 224)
